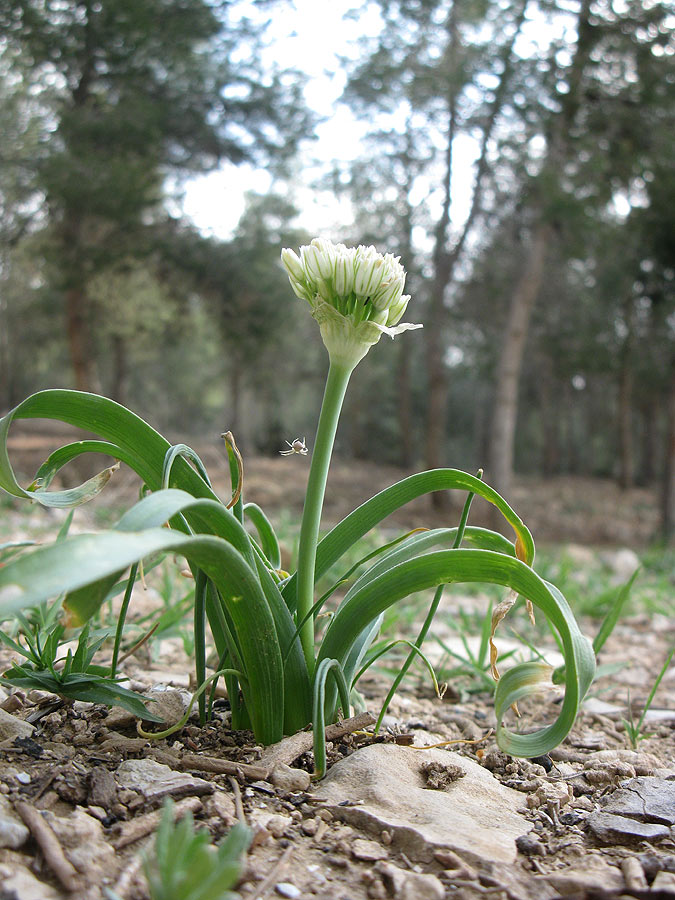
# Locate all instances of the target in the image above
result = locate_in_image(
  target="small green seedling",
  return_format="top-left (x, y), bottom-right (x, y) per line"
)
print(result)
top-left (142, 799), bottom-right (251, 900)
top-left (0, 620), bottom-right (160, 720)
top-left (622, 646), bottom-right (674, 750)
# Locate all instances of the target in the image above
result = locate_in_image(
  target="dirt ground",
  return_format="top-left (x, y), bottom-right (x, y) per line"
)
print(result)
top-left (6, 422), bottom-right (661, 544)
top-left (0, 430), bottom-right (673, 899)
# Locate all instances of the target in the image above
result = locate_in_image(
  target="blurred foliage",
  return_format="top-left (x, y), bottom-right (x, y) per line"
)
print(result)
top-left (0, 0), bottom-right (672, 539)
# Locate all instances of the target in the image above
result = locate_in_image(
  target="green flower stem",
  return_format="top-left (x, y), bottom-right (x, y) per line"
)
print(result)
top-left (296, 360), bottom-right (353, 673)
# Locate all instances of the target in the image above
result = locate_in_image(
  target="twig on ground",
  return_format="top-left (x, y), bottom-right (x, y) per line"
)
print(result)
top-left (258, 712), bottom-right (376, 770)
top-left (228, 775), bottom-right (246, 824)
top-left (150, 748), bottom-right (268, 780)
top-left (110, 854), bottom-right (144, 899)
top-left (15, 801), bottom-right (82, 892)
top-left (251, 845), bottom-right (294, 900)
top-left (111, 796), bottom-right (202, 849)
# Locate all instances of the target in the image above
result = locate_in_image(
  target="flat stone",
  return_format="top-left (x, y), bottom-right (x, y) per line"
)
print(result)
top-left (583, 748), bottom-right (660, 776)
top-left (582, 697), bottom-right (622, 717)
top-left (88, 765), bottom-right (118, 809)
top-left (116, 757), bottom-right (213, 803)
top-left (601, 777), bottom-right (675, 825)
top-left (0, 861), bottom-right (61, 899)
top-left (143, 687), bottom-right (188, 725)
top-left (204, 790), bottom-right (237, 827)
top-left (652, 871), bottom-right (675, 892)
top-left (45, 807), bottom-right (116, 884)
top-left (0, 795), bottom-right (29, 849)
top-left (643, 708), bottom-right (675, 723)
top-left (351, 837), bottom-right (388, 861)
top-left (266, 814), bottom-right (293, 838)
top-left (600, 547), bottom-right (640, 582)
top-left (103, 705), bottom-right (136, 728)
top-left (536, 855), bottom-right (624, 895)
top-left (398, 872), bottom-right (445, 900)
top-left (587, 811), bottom-right (670, 844)
top-left (275, 883), bottom-right (301, 898)
top-left (270, 764), bottom-right (311, 793)
top-left (0, 708), bottom-right (35, 741)
top-left (312, 744), bottom-right (530, 864)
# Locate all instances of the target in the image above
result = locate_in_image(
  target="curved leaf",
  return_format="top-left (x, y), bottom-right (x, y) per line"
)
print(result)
top-left (0, 390), bottom-right (221, 508)
top-left (317, 548), bottom-right (595, 757)
top-left (282, 470), bottom-right (534, 610)
top-left (0, 528), bottom-right (285, 744)
top-left (244, 503), bottom-right (281, 570)
top-left (344, 525), bottom-right (517, 603)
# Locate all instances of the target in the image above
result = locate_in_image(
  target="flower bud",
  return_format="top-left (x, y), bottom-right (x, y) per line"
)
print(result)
top-left (280, 248), bottom-right (305, 284)
top-left (281, 238), bottom-right (421, 368)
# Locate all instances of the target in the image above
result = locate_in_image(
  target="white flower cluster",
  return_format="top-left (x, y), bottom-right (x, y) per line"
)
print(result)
top-left (281, 239), bottom-right (421, 367)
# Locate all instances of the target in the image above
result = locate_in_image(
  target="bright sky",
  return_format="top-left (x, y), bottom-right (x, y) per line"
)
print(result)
top-left (180, 0), bottom-right (573, 242)
top-left (182, 0), bottom-right (384, 239)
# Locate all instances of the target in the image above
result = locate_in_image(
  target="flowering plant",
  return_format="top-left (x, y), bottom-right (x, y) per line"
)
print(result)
top-left (281, 239), bottom-right (421, 367)
top-left (0, 239), bottom-right (595, 775)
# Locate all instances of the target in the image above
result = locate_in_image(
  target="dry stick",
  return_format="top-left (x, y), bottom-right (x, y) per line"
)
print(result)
top-left (15, 801), bottom-right (82, 892)
top-left (112, 796), bottom-right (202, 850)
top-left (412, 730), bottom-right (493, 751)
top-left (228, 775), bottom-right (246, 824)
top-left (117, 621), bottom-right (160, 665)
top-left (258, 711), bottom-right (375, 771)
top-left (324, 711), bottom-right (375, 741)
top-left (111, 855), bottom-right (145, 899)
top-left (150, 748), bottom-right (268, 781)
top-left (252, 844), bottom-right (294, 900)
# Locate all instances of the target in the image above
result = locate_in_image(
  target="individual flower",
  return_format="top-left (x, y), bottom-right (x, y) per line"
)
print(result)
top-left (281, 239), bottom-right (422, 368)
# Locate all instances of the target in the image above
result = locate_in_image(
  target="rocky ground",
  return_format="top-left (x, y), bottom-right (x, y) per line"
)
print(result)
top-left (0, 584), bottom-right (673, 900)
top-left (0, 438), bottom-right (673, 899)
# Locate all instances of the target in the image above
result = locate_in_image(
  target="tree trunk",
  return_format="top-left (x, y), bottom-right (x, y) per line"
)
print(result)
top-left (396, 128), bottom-right (417, 470)
top-left (110, 334), bottom-right (128, 405)
top-left (397, 339), bottom-right (414, 468)
top-left (617, 349), bottom-right (634, 489)
top-left (229, 361), bottom-right (242, 439)
top-left (639, 397), bottom-right (657, 485)
top-left (661, 360), bottom-right (675, 544)
top-left (487, 0), bottom-right (594, 502)
top-left (423, 1), bottom-right (529, 510)
top-left (617, 294), bottom-right (635, 489)
top-left (537, 358), bottom-right (560, 476)
top-left (424, 8), bottom-right (457, 512)
top-left (0, 269), bottom-right (10, 410)
top-left (65, 283), bottom-right (94, 392)
top-left (488, 221), bottom-right (553, 500)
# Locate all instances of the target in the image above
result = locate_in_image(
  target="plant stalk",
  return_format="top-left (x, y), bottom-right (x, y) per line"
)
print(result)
top-left (296, 360), bottom-right (353, 672)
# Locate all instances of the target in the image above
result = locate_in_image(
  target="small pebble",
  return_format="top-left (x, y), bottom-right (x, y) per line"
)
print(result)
top-left (301, 817), bottom-right (319, 836)
top-left (270, 765), bottom-right (311, 793)
top-left (559, 811), bottom-right (585, 826)
top-left (275, 883), bottom-right (301, 898)
top-left (398, 872), bottom-right (445, 900)
top-left (351, 838), bottom-right (388, 862)
top-left (266, 815), bottom-right (292, 839)
top-left (516, 834), bottom-right (546, 857)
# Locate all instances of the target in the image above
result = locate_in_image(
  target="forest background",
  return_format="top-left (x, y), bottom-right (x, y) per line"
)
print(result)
top-left (0, 0), bottom-right (673, 541)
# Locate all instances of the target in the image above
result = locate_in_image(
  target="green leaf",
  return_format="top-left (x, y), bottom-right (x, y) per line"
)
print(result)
top-left (282, 470), bottom-right (534, 612)
top-left (0, 524), bottom-right (286, 744)
top-left (0, 391), bottom-right (222, 509)
top-left (317, 548), bottom-right (595, 758)
top-left (243, 503), bottom-right (281, 570)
